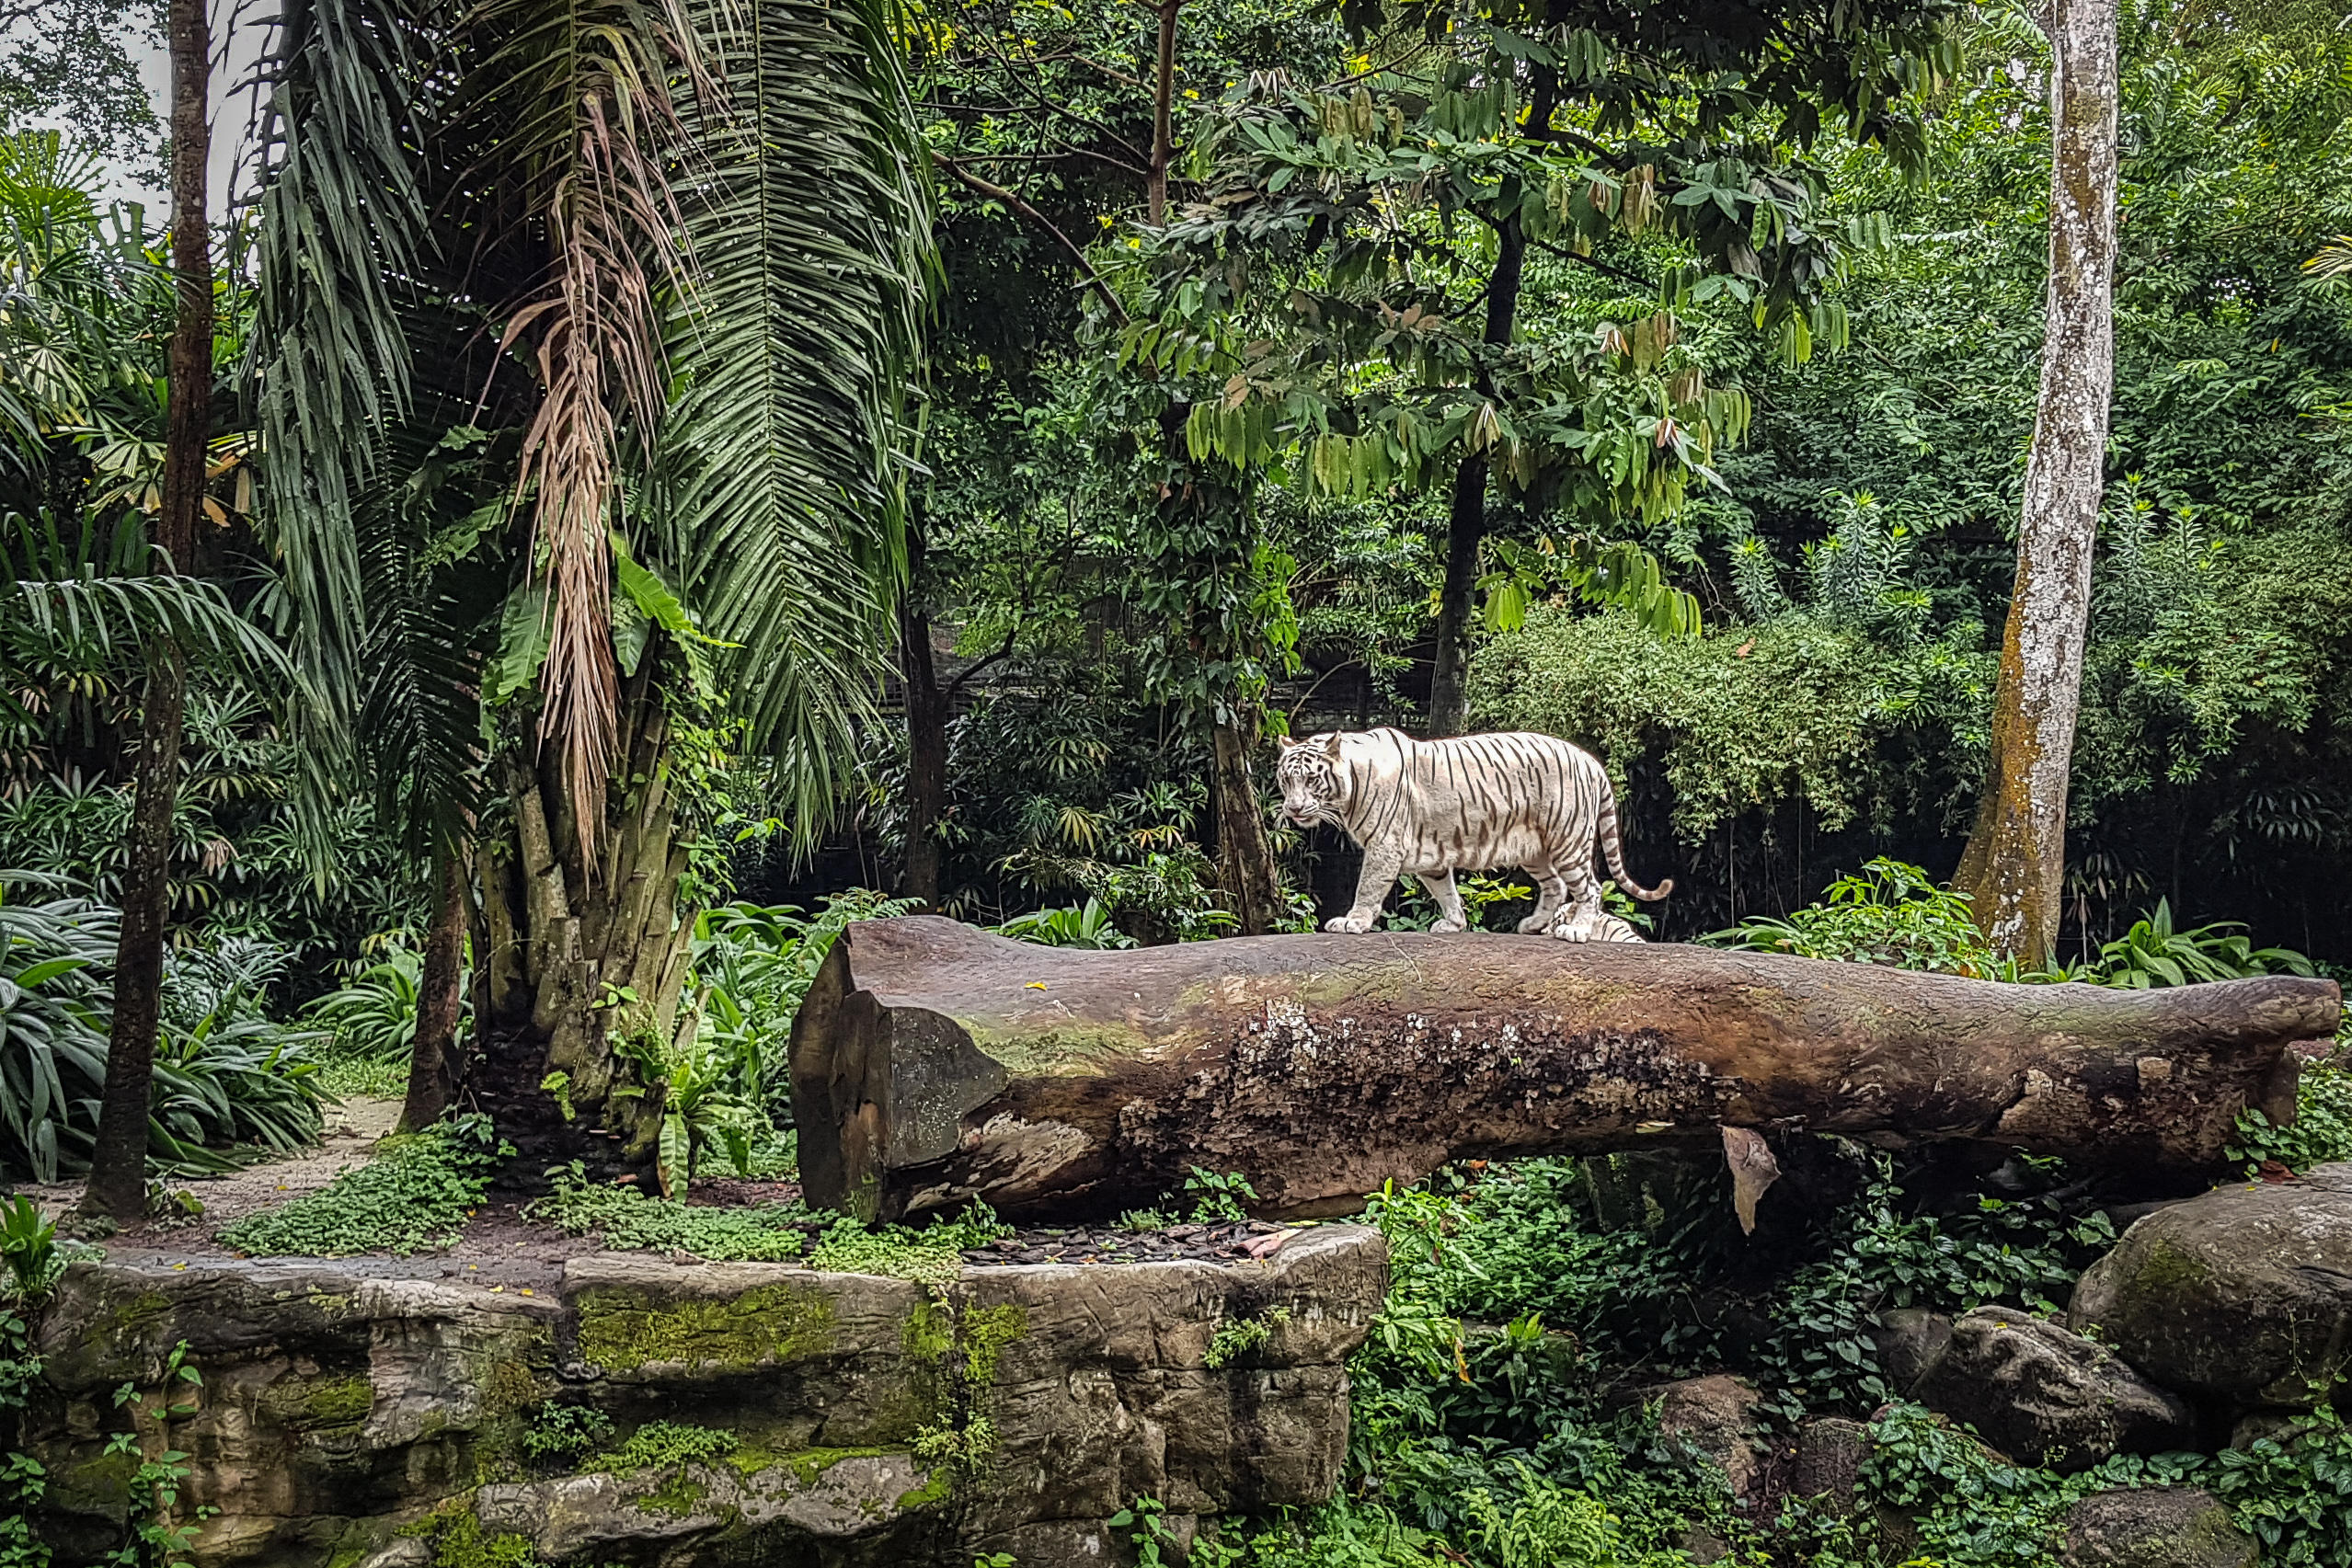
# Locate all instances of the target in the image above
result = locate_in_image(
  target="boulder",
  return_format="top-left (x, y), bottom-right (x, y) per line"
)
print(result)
top-left (28, 1227), bottom-right (1386, 1568)
top-left (1871, 1307), bottom-right (1955, 1391)
top-left (1910, 1307), bottom-right (2196, 1471)
top-left (1650, 1374), bottom-right (1767, 1499)
top-left (1791, 1417), bottom-right (1869, 1511)
top-left (2059, 1487), bottom-right (2257, 1568)
top-left (2071, 1162), bottom-right (2352, 1408)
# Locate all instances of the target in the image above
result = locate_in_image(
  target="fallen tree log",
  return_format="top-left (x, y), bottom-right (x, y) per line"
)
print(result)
top-left (788, 917), bottom-right (2340, 1221)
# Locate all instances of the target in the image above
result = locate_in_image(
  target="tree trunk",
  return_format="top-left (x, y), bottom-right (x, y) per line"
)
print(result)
top-left (399, 847), bottom-right (470, 1133)
top-left (471, 664), bottom-right (696, 1186)
top-left (899, 560), bottom-right (947, 910)
top-left (792, 918), bottom-right (2335, 1222)
top-left (1210, 714), bottom-right (1281, 935)
top-left (1426, 193), bottom-right (1532, 738)
top-left (1146, 0), bottom-right (1183, 224)
top-left (1954, 0), bottom-right (2120, 967)
top-left (1426, 454), bottom-right (1488, 738)
top-left (81, 0), bottom-right (210, 1222)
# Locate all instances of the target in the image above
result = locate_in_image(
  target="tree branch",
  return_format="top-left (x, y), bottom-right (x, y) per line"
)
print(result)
top-left (945, 631), bottom-right (1019, 701)
top-left (934, 155), bottom-right (1129, 322)
top-left (1532, 239), bottom-right (1655, 293)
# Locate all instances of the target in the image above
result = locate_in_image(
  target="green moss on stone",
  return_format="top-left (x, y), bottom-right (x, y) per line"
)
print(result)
top-left (894, 1469), bottom-right (954, 1511)
top-left (480, 1358), bottom-right (545, 1416)
top-left (409, 1498), bottom-right (535, 1568)
top-left (901, 1297), bottom-right (952, 1363)
top-left (633, 1471), bottom-right (711, 1518)
top-left (100, 1291), bottom-right (172, 1345)
top-left (575, 1281), bottom-right (836, 1370)
top-left (261, 1372), bottom-right (373, 1428)
top-left (958, 1304), bottom-right (1027, 1386)
top-left (2126, 1238), bottom-right (2216, 1305)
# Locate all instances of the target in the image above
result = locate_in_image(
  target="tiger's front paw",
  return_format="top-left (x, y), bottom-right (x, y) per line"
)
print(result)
top-left (1429, 917), bottom-right (1467, 933)
top-left (1324, 914), bottom-right (1374, 934)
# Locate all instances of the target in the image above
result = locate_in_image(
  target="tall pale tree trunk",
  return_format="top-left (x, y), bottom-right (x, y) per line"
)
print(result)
top-left (398, 846), bottom-right (470, 1132)
top-left (82, 0), bottom-right (211, 1222)
top-left (1955, 0), bottom-right (2120, 966)
top-left (472, 659), bottom-right (695, 1185)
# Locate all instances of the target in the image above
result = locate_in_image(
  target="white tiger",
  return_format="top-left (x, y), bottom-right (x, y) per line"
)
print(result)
top-left (1274, 727), bottom-right (1671, 941)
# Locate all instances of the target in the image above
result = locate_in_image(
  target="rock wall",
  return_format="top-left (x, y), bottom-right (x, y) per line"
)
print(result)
top-left (28, 1228), bottom-right (1386, 1568)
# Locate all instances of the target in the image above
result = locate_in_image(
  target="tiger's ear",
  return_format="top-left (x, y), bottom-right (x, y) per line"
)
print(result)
top-left (1319, 733), bottom-right (1343, 756)
top-left (1277, 734), bottom-right (1298, 751)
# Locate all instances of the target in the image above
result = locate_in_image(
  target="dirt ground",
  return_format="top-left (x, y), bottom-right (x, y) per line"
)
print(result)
top-left (18, 1097), bottom-right (607, 1290)
top-left (15, 1098), bottom-right (1302, 1292)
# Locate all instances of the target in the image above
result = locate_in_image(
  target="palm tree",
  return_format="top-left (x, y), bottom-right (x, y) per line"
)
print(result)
top-left (251, 0), bottom-right (933, 1176)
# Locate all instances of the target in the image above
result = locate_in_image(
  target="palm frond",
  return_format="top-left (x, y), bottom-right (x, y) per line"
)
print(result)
top-left (247, 0), bottom-right (442, 720)
top-left (652, 0), bottom-right (935, 835)
top-left (458, 0), bottom-right (702, 857)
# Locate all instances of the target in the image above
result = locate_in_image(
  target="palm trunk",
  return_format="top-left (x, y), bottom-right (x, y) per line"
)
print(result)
top-left (399, 847), bottom-right (470, 1132)
top-left (81, 0), bottom-right (210, 1222)
top-left (1210, 714), bottom-right (1281, 935)
top-left (471, 665), bottom-right (694, 1185)
top-left (1955, 0), bottom-right (2119, 966)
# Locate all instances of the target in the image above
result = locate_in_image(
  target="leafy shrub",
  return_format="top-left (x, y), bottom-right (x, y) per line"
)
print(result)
top-left (217, 1115), bottom-right (503, 1256)
top-left (1703, 857), bottom-right (1994, 975)
top-left (302, 947), bottom-right (421, 1060)
top-left (688, 889), bottom-right (912, 1121)
top-left (1459, 1461), bottom-right (1671, 1568)
top-left (584, 1421), bottom-right (738, 1473)
top-left (1, 876), bottom-right (324, 1180)
top-left (525, 1166), bottom-right (1008, 1278)
top-left (2213, 1407), bottom-right (2352, 1568)
top-left (2087, 899), bottom-right (2315, 987)
top-left (993, 897), bottom-right (1136, 948)
top-left (2230, 1047), bottom-right (2352, 1175)
top-left (1184, 1167), bottom-right (1258, 1224)
top-left (0, 1197), bottom-right (59, 1302)
top-left (520, 1403), bottom-right (614, 1465)
top-left (1203, 1308), bottom-right (1289, 1369)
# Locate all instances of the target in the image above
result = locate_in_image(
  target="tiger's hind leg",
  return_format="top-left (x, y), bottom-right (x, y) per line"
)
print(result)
top-left (1517, 862), bottom-right (1574, 933)
top-left (1418, 869), bottom-right (1468, 933)
top-left (1550, 859), bottom-right (1606, 942)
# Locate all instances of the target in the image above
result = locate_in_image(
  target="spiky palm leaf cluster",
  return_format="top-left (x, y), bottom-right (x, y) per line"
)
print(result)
top-left (252, 0), bottom-right (933, 859)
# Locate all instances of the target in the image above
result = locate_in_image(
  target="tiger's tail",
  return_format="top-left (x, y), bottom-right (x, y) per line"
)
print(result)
top-left (1597, 778), bottom-right (1674, 901)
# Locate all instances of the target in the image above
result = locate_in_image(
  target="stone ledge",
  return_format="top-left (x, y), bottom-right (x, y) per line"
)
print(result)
top-left (28, 1224), bottom-right (1388, 1568)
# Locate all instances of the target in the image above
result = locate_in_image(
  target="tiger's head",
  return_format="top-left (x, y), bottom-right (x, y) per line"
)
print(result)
top-left (1275, 732), bottom-right (1348, 827)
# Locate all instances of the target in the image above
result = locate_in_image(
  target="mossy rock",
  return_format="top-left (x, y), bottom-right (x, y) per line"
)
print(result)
top-left (2071, 1163), bottom-right (2352, 1407)
top-left (2060, 1488), bottom-right (2258, 1568)
top-left (575, 1280), bottom-right (838, 1371)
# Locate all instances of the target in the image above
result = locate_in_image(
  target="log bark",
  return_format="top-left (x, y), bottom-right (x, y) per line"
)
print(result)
top-left (790, 917), bottom-right (2337, 1222)
top-left (1954, 0), bottom-right (2119, 965)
